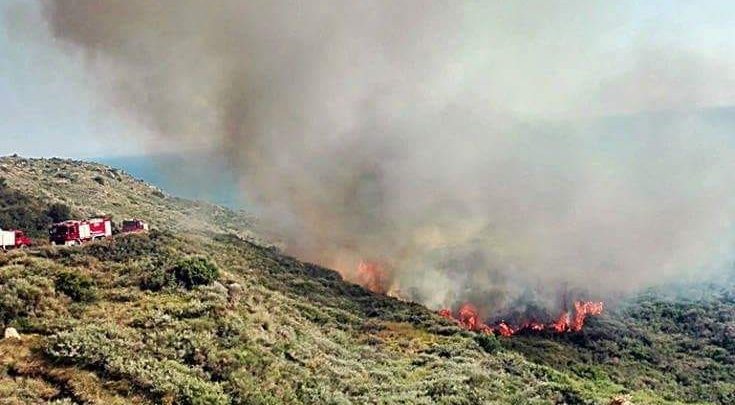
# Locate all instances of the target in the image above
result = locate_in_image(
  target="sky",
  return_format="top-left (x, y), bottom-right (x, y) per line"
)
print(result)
top-left (1, 0), bottom-right (735, 158)
top-left (0, 0), bottom-right (149, 158)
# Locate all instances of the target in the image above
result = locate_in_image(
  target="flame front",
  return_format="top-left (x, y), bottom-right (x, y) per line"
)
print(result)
top-left (356, 260), bottom-right (390, 294)
top-left (351, 258), bottom-right (604, 337)
top-left (571, 300), bottom-right (604, 332)
top-left (440, 301), bottom-right (604, 337)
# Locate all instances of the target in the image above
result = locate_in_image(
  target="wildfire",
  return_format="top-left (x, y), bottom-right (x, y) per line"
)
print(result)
top-left (439, 303), bottom-right (492, 334)
top-left (439, 301), bottom-right (604, 337)
top-left (351, 258), bottom-right (604, 337)
top-left (571, 300), bottom-right (604, 331)
top-left (356, 260), bottom-right (390, 294)
top-left (551, 311), bottom-right (571, 333)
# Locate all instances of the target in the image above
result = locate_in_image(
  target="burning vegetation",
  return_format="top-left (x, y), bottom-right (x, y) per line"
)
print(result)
top-left (356, 260), bottom-right (390, 295)
top-left (439, 300), bottom-right (604, 337)
top-left (353, 260), bottom-right (604, 337)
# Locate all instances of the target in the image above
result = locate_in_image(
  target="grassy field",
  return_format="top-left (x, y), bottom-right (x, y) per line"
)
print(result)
top-left (1, 156), bottom-right (732, 404)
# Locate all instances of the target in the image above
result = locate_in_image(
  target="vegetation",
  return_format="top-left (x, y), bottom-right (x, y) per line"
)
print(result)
top-left (46, 202), bottom-right (72, 224)
top-left (0, 176), bottom-right (72, 238)
top-left (500, 285), bottom-right (735, 404)
top-left (54, 271), bottom-right (96, 302)
top-left (172, 256), bottom-right (220, 289)
top-left (0, 156), bottom-right (732, 404)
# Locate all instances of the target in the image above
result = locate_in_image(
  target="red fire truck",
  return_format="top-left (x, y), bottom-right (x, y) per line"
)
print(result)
top-left (0, 229), bottom-right (32, 250)
top-left (49, 217), bottom-right (112, 246)
top-left (122, 219), bottom-right (149, 233)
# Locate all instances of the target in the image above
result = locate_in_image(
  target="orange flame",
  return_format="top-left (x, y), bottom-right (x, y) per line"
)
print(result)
top-left (439, 300), bottom-right (604, 337)
top-left (352, 258), bottom-right (604, 336)
top-left (495, 322), bottom-right (515, 337)
top-left (571, 300), bottom-right (604, 332)
top-left (356, 260), bottom-right (390, 294)
top-left (441, 303), bottom-right (498, 335)
top-left (551, 311), bottom-right (571, 333)
top-left (457, 303), bottom-right (482, 331)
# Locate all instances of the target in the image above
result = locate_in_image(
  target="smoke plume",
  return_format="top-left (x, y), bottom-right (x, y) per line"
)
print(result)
top-left (32, 1), bottom-right (735, 315)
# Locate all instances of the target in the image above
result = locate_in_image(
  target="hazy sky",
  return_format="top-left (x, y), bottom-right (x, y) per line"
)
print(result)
top-left (2, 0), bottom-right (735, 158)
top-left (0, 0), bottom-right (149, 158)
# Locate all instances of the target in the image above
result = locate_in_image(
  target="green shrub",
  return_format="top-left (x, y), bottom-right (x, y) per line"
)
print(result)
top-left (0, 274), bottom-right (54, 325)
top-left (55, 271), bottom-right (96, 302)
top-left (84, 231), bottom-right (174, 263)
top-left (173, 257), bottom-right (219, 289)
top-left (0, 179), bottom-right (71, 237)
top-left (475, 333), bottom-right (501, 354)
top-left (140, 267), bottom-right (174, 291)
top-left (47, 325), bottom-right (229, 404)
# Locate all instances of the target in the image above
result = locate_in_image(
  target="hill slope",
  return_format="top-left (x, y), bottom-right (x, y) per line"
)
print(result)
top-left (0, 155), bottom-right (257, 241)
top-left (0, 156), bottom-right (732, 404)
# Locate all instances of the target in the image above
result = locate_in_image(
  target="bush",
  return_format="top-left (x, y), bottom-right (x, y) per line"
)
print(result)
top-left (0, 179), bottom-right (61, 237)
top-left (0, 275), bottom-right (54, 326)
top-left (55, 271), bottom-right (96, 302)
top-left (47, 325), bottom-right (229, 404)
top-left (140, 267), bottom-right (174, 291)
top-left (85, 231), bottom-right (173, 263)
top-left (475, 334), bottom-right (501, 354)
top-left (173, 256), bottom-right (220, 289)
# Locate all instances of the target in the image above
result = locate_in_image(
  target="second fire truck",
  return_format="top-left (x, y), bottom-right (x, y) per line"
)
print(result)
top-left (49, 217), bottom-right (113, 246)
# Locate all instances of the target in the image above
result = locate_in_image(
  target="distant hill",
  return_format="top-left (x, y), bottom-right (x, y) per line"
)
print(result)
top-left (0, 156), bottom-right (733, 404)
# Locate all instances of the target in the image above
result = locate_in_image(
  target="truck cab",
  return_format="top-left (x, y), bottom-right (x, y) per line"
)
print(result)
top-left (13, 230), bottom-right (32, 248)
top-left (122, 219), bottom-right (149, 233)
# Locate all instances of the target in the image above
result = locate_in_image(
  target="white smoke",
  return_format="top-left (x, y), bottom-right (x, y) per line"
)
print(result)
top-left (26, 1), bottom-right (735, 314)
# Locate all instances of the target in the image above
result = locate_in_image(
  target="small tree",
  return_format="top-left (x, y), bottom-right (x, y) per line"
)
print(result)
top-left (172, 256), bottom-right (219, 289)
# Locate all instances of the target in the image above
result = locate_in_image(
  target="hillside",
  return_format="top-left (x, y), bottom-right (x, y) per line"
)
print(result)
top-left (1, 156), bottom-right (733, 404)
top-left (0, 155), bottom-right (258, 242)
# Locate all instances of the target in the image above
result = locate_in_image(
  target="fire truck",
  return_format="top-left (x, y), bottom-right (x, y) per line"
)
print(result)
top-left (122, 219), bottom-right (149, 233)
top-left (49, 217), bottom-right (112, 246)
top-left (0, 229), bottom-right (32, 250)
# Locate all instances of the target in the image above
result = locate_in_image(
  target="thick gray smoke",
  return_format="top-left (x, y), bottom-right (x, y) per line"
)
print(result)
top-left (34, 1), bottom-right (735, 315)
